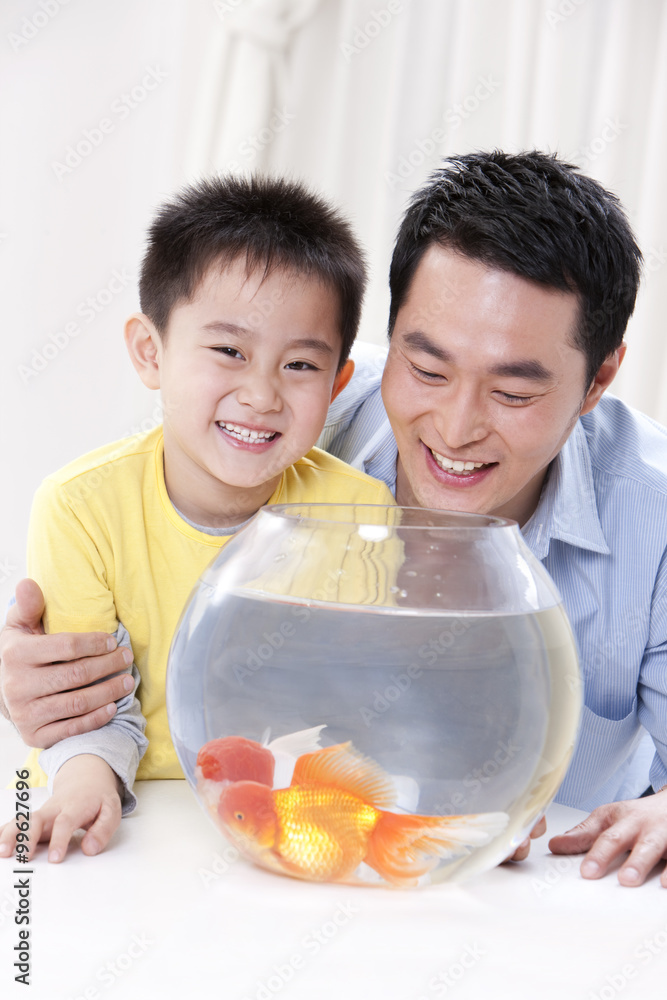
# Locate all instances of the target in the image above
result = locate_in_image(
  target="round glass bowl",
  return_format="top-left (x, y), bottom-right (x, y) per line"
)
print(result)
top-left (167, 504), bottom-right (582, 887)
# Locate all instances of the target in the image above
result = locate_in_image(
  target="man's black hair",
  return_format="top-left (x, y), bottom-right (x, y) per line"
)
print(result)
top-left (139, 174), bottom-right (367, 368)
top-left (389, 150), bottom-right (642, 387)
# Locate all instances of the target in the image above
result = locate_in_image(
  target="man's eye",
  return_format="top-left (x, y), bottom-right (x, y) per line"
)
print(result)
top-left (497, 391), bottom-right (533, 405)
top-left (409, 362), bottom-right (444, 381)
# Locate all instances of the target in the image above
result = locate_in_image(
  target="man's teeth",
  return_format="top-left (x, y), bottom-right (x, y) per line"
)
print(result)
top-left (432, 450), bottom-right (487, 474)
top-left (218, 422), bottom-right (277, 442)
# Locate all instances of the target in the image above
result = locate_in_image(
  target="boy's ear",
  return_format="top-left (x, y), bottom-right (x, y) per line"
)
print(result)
top-left (330, 359), bottom-right (355, 402)
top-left (580, 343), bottom-right (626, 415)
top-left (125, 314), bottom-right (162, 390)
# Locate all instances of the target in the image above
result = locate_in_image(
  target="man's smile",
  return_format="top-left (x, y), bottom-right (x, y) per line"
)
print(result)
top-left (429, 445), bottom-right (496, 474)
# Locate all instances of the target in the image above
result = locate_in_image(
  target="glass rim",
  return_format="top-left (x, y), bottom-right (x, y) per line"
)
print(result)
top-left (261, 503), bottom-right (518, 531)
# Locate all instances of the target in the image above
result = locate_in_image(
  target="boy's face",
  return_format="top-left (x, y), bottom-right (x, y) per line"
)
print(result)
top-left (129, 260), bottom-right (349, 525)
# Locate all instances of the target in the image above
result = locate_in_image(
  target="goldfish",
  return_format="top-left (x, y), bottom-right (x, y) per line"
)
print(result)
top-left (216, 742), bottom-right (509, 887)
top-left (195, 725), bottom-right (326, 813)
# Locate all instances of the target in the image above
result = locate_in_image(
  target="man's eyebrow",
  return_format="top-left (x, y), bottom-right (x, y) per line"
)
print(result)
top-left (403, 331), bottom-right (555, 381)
top-left (403, 331), bottom-right (454, 363)
top-left (487, 359), bottom-right (555, 381)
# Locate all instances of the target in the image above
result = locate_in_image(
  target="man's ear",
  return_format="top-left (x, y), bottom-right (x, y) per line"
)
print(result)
top-left (125, 314), bottom-right (162, 390)
top-left (330, 359), bottom-right (354, 402)
top-left (580, 343), bottom-right (626, 415)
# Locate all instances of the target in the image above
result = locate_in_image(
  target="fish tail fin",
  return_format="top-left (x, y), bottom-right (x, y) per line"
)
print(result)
top-left (365, 810), bottom-right (509, 887)
top-left (266, 725), bottom-right (327, 757)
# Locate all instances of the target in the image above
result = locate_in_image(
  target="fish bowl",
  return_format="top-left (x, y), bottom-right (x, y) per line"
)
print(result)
top-left (166, 504), bottom-right (582, 888)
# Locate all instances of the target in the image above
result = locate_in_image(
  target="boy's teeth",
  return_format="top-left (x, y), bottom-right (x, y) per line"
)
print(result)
top-left (219, 422), bottom-right (276, 442)
top-left (432, 450), bottom-right (486, 474)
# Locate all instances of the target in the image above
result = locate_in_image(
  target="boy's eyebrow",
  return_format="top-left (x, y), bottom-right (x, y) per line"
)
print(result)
top-left (202, 322), bottom-right (335, 356)
top-left (283, 338), bottom-right (335, 356)
top-left (202, 321), bottom-right (250, 337)
top-left (403, 331), bottom-right (555, 381)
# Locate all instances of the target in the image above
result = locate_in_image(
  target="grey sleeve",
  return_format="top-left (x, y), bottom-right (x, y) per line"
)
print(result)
top-left (38, 623), bottom-right (149, 817)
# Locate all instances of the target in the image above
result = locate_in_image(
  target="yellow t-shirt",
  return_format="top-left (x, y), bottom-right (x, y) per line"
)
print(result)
top-left (24, 426), bottom-right (395, 784)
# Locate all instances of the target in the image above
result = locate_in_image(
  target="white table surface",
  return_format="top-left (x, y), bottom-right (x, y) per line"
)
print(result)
top-left (0, 782), bottom-right (665, 1000)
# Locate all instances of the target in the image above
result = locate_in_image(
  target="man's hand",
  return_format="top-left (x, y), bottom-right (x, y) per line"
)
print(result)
top-left (0, 578), bottom-right (134, 747)
top-left (548, 790), bottom-right (667, 887)
top-left (505, 815), bottom-right (547, 862)
top-left (0, 755), bottom-right (123, 862)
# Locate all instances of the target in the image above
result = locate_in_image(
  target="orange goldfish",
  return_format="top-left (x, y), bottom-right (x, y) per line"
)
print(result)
top-left (217, 742), bottom-right (508, 887)
top-left (197, 736), bottom-right (275, 786)
top-left (195, 726), bottom-right (328, 816)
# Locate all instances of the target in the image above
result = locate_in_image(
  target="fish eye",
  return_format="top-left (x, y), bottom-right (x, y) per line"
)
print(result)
top-left (234, 811), bottom-right (244, 821)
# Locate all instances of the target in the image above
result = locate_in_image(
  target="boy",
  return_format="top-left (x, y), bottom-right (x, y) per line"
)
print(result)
top-left (0, 175), bottom-right (394, 862)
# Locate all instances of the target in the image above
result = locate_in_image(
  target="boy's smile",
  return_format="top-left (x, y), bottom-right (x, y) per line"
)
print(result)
top-left (126, 259), bottom-right (349, 528)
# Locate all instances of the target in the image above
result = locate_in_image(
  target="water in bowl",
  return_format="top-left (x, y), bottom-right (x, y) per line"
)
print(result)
top-left (168, 589), bottom-right (580, 885)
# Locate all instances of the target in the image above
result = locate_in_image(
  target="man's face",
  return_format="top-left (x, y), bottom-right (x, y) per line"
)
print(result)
top-left (382, 245), bottom-right (603, 525)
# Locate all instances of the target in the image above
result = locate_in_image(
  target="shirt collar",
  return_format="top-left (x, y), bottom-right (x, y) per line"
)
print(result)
top-left (521, 419), bottom-right (610, 559)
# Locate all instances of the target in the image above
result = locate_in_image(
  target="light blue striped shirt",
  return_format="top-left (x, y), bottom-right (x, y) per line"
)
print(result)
top-left (319, 349), bottom-right (667, 811)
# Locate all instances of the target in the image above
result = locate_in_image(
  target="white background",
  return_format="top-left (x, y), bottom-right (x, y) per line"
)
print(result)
top-left (1, 0), bottom-right (666, 765)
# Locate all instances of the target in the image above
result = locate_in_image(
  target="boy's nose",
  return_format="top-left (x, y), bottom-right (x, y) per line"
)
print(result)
top-left (236, 371), bottom-right (282, 413)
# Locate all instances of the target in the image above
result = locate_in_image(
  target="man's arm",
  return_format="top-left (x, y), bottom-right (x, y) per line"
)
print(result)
top-left (0, 579), bottom-right (134, 747)
top-left (550, 551), bottom-right (667, 886)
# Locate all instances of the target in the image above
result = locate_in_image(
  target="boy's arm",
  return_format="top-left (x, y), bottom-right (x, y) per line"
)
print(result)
top-left (19, 480), bottom-right (148, 819)
top-left (1, 616), bottom-right (148, 862)
top-left (38, 624), bottom-right (149, 817)
top-left (0, 754), bottom-right (123, 862)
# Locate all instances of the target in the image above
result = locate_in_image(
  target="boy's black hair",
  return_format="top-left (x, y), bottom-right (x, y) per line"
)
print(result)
top-left (139, 174), bottom-right (367, 368)
top-left (389, 150), bottom-right (642, 388)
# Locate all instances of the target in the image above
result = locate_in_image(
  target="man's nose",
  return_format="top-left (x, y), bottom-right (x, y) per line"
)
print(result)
top-left (434, 385), bottom-right (487, 450)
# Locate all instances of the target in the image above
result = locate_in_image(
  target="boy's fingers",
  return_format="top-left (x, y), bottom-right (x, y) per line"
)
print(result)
top-left (0, 809), bottom-right (52, 862)
top-left (80, 799), bottom-right (122, 857)
top-left (0, 820), bottom-right (19, 858)
top-left (46, 811), bottom-right (85, 863)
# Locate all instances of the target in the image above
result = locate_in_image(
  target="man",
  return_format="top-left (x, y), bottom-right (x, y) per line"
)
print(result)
top-left (2, 151), bottom-right (666, 885)
top-left (319, 150), bottom-right (667, 887)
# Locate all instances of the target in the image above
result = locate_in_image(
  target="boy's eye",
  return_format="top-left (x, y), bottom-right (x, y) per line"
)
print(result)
top-left (213, 346), bottom-right (244, 359)
top-left (285, 360), bottom-right (318, 371)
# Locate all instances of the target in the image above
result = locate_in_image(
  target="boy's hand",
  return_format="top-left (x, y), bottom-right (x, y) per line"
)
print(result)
top-left (0, 755), bottom-right (123, 862)
top-left (548, 790), bottom-right (667, 887)
top-left (0, 578), bottom-right (134, 747)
